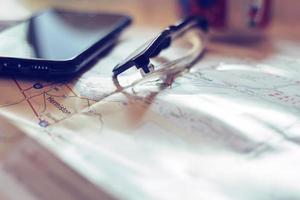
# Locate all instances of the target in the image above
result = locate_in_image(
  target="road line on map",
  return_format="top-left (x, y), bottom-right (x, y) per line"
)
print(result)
top-left (64, 84), bottom-right (92, 106)
top-left (13, 79), bottom-right (40, 119)
top-left (65, 84), bottom-right (78, 97)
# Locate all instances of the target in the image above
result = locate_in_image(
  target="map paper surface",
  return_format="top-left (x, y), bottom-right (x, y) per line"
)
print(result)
top-left (1, 31), bottom-right (300, 200)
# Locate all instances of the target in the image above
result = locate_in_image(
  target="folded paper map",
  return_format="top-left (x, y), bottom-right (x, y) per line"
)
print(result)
top-left (1, 29), bottom-right (300, 200)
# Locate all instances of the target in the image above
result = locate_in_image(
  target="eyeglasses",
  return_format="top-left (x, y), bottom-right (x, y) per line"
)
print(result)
top-left (112, 16), bottom-right (208, 79)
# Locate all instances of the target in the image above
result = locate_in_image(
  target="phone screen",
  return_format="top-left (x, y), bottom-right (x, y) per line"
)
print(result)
top-left (0, 9), bottom-right (130, 61)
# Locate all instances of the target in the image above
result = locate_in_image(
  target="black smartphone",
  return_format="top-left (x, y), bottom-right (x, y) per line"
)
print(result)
top-left (0, 9), bottom-right (131, 76)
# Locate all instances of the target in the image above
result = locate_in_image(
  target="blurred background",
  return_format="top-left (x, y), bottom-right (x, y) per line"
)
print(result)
top-left (0, 0), bottom-right (300, 28)
top-left (0, 0), bottom-right (177, 27)
top-left (0, 0), bottom-right (299, 44)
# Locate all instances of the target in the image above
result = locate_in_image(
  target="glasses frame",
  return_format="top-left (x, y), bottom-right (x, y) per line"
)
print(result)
top-left (112, 16), bottom-right (208, 78)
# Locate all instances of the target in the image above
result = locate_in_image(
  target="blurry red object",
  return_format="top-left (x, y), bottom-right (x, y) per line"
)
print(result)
top-left (180, 0), bottom-right (272, 30)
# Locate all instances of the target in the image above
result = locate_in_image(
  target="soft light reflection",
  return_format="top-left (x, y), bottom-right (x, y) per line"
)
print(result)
top-left (42, 119), bottom-right (300, 200)
top-left (162, 94), bottom-right (283, 143)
